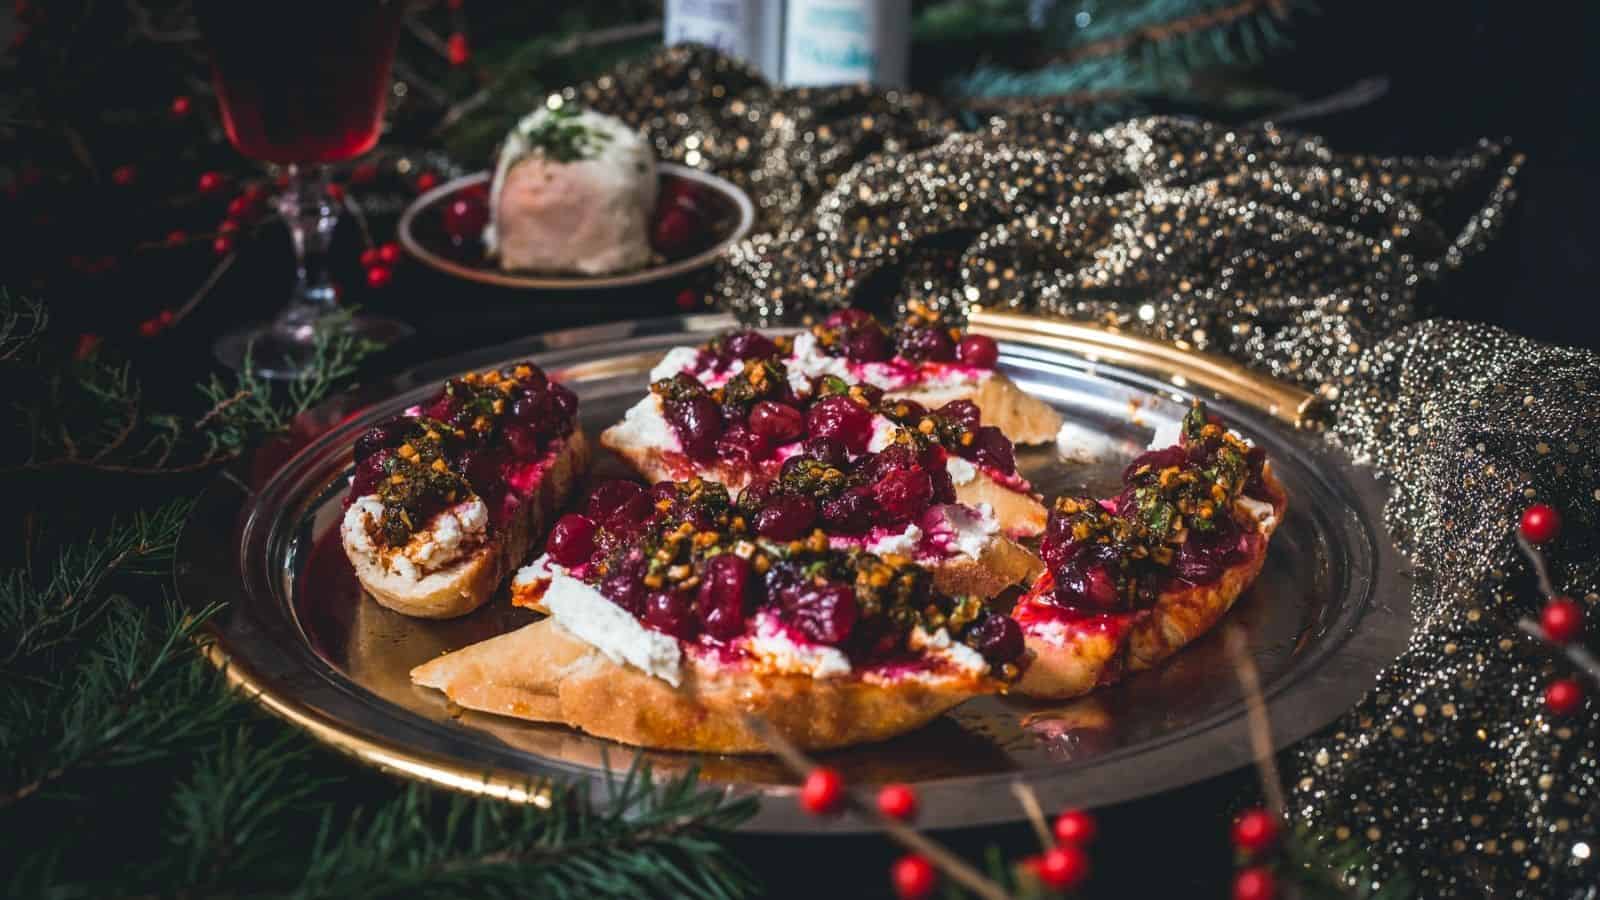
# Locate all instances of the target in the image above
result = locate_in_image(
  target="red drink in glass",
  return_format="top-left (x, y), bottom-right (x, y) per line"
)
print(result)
top-left (199, 1), bottom-right (403, 164)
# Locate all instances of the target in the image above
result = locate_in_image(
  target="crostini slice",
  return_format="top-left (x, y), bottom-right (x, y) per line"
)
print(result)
top-left (603, 350), bottom-right (1048, 541)
top-left (412, 478), bottom-right (1030, 753)
top-left (646, 309), bottom-right (1062, 445)
top-left (341, 362), bottom-right (590, 619)
top-left (1012, 402), bottom-right (1288, 699)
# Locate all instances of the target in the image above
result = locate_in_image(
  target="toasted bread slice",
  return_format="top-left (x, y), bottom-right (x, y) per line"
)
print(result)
top-left (411, 617), bottom-right (987, 753)
top-left (953, 469), bottom-right (1048, 539)
top-left (889, 372), bottom-right (1062, 446)
top-left (1013, 465), bottom-right (1286, 699)
top-left (344, 430), bottom-right (591, 619)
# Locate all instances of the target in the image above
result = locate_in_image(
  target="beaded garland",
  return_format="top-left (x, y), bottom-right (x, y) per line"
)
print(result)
top-left (563, 45), bottom-right (1593, 897)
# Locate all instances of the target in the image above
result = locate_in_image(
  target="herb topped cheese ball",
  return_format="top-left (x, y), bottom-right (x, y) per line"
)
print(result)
top-left (485, 104), bottom-right (657, 275)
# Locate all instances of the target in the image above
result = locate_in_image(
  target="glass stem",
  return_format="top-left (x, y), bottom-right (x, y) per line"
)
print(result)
top-left (273, 164), bottom-right (340, 343)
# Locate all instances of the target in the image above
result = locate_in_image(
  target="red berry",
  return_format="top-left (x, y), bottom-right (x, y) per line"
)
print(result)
top-left (442, 196), bottom-right (488, 238)
top-left (799, 767), bottom-right (844, 815)
top-left (138, 318), bottom-right (161, 338)
top-left (165, 229), bottom-right (188, 246)
top-left (198, 171), bottom-right (224, 193)
top-left (652, 206), bottom-right (700, 255)
top-left (157, 309), bottom-right (175, 326)
top-left (170, 95), bottom-right (192, 117)
top-left (446, 0), bottom-right (463, 8)
top-left (1033, 845), bottom-right (1090, 891)
top-left (365, 266), bottom-right (393, 289)
top-left (876, 783), bottom-right (918, 821)
top-left (112, 164), bottom-right (137, 186)
top-left (1231, 808), bottom-right (1280, 854)
top-left (227, 194), bottom-right (254, 219)
top-left (360, 247), bottom-right (382, 268)
top-left (957, 333), bottom-right (1000, 368)
top-left (415, 172), bottom-right (439, 192)
top-left (218, 219), bottom-right (239, 234)
top-left (1542, 597), bottom-right (1584, 644)
top-left (890, 855), bottom-right (937, 900)
top-left (1545, 677), bottom-right (1584, 716)
top-left (547, 514), bottom-right (598, 567)
top-left (1520, 504), bottom-right (1561, 544)
top-left (212, 235), bottom-right (234, 256)
top-left (446, 32), bottom-right (470, 66)
top-left (378, 242), bottom-right (401, 265)
top-left (749, 401), bottom-right (806, 444)
top-left (73, 333), bottom-right (101, 360)
top-left (1053, 808), bottom-right (1097, 845)
top-left (350, 162), bottom-right (380, 184)
top-left (675, 288), bottom-right (700, 311)
top-left (1233, 866), bottom-right (1277, 900)
top-left (326, 183), bottom-right (346, 203)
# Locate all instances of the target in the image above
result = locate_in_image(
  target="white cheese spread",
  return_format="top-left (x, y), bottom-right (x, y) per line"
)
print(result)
top-left (538, 566), bottom-right (683, 686)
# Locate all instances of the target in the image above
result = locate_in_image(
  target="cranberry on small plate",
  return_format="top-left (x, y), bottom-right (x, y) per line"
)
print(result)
top-left (397, 164), bottom-right (754, 290)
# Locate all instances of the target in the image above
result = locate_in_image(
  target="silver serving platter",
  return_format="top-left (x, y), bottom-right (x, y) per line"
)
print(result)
top-left (175, 313), bottom-right (1410, 833)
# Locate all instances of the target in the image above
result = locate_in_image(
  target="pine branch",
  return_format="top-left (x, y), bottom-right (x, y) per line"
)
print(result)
top-left (0, 291), bottom-right (47, 363)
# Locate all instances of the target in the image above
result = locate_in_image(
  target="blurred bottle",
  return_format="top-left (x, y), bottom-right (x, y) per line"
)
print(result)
top-left (664, 0), bottom-right (783, 80)
top-left (781, 0), bottom-right (910, 88)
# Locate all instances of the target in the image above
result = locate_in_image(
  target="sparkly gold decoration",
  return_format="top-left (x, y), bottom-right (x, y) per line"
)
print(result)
top-left (568, 46), bottom-right (1595, 897)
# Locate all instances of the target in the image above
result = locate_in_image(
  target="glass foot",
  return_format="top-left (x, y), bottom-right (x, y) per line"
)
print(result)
top-left (214, 313), bottom-right (413, 381)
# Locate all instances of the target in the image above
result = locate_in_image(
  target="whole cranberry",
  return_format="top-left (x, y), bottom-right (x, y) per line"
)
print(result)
top-left (510, 393), bottom-right (546, 424)
top-left (824, 308), bottom-right (873, 329)
top-left (842, 326), bottom-right (891, 362)
top-left (503, 424), bottom-right (542, 458)
top-left (819, 487), bottom-right (875, 534)
top-left (863, 445), bottom-right (919, 481)
top-left (659, 179), bottom-right (707, 216)
top-left (748, 400), bottom-right (806, 444)
top-left (899, 326), bottom-right (957, 362)
top-left (936, 399), bottom-right (982, 432)
top-left (755, 494), bottom-right (818, 541)
top-left (547, 382), bottom-right (578, 421)
top-left (715, 424), bottom-right (771, 467)
top-left (873, 468), bottom-right (934, 525)
top-left (423, 392), bottom-right (460, 422)
top-left (884, 398), bottom-right (927, 424)
top-left (966, 426), bottom-right (1016, 475)
top-left (350, 449), bottom-right (393, 497)
top-left (721, 330), bottom-right (778, 361)
top-left (644, 590), bottom-right (698, 639)
top-left (651, 205), bottom-right (701, 255)
top-left (600, 571), bottom-right (647, 616)
top-left (1054, 562), bottom-right (1120, 608)
top-left (665, 394), bottom-right (724, 460)
top-left (968, 614), bottom-right (1024, 663)
top-left (956, 333), bottom-right (999, 368)
top-left (1123, 445), bottom-right (1188, 481)
top-left (802, 436), bottom-right (849, 467)
top-left (806, 396), bottom-right (874, 454)
top-left (697, 554), bottom-right (752, 640)
top-left (547, 514), bottom-right (598, 566)
top-left (587, 480), bottom-right (646, 520)
top-left (786, 581), bottom-right (858, 645)
top-left (354, 418), bottom-right (408, 461)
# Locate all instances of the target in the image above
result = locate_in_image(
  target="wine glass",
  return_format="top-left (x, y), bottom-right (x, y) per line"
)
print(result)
top-left (198, 0), bottom-right (413, 379)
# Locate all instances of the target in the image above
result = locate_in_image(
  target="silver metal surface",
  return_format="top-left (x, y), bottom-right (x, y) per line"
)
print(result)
top-left (175, 314), bottom-right (1410, 833)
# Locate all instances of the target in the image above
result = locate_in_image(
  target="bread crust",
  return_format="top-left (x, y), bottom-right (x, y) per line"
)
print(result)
top-left (953, 470), bottom-right (1048, 539)
top-left (888, 371), bottom-right (1063, 446)
top-left (344, 429), bottom-right (591, 619)
top-left (1014, 464), bottom-right (1286, 699)
top-left (410, 617), bottom-right (987, 752)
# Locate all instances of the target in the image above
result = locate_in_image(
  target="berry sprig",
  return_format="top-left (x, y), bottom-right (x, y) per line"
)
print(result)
top-left (1511, 504), bottom-right (1597, 714)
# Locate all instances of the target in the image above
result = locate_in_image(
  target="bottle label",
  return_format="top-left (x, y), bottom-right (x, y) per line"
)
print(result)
top-left (665, 0), bottom-right (781, 78)
top-left (782, 0), bottom-right (908, 88)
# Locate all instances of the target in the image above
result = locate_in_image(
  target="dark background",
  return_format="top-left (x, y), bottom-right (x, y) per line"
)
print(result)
top-left (4, 1), bottom-right (1596, 897)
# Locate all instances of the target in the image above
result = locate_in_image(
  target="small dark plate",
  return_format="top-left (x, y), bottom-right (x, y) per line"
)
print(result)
top-left (397, 165), bottom-right (754, 290)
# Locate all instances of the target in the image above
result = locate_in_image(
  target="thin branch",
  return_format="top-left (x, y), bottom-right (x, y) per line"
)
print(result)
top-left (742, 714), bottom-right (1013, 900)
top-left (1009, 782), bottom-right (1053, 851)
top-left (1048, 0), bottom-right (1285, 65)
top-left (1224, 626), bottom-right (1286, 819)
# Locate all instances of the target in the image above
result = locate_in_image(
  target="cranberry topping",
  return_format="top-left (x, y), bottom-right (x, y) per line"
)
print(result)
top-left (718, 329), bottom-right (779, 362)
top-left (819, 486), bottom-right (876, 534)
top-left (936, 399), bottom-right (981, 432)
top-left (748, 400), bottom-right (806, 444)
top-left (965, 425), bottom-right (1017, 475)
top-left (665, 392), bottom-right (723, 460)
top-left (806, 395), bottom-right (874, 453)
top-left (586, 480), bottom-right (653, 534)
top-left (547, 513), bottom-right (598, 567)
top-left (956, 333), bottom-right (999, 368)
top-left (714, 424), bottom-right (770, 468)
top-left (348, 361), bottom-right (574, 546)
top-left (802, 435), bottom-right (849, 467)
top-left (843, 325), bottom-right (892, 362)
top-left (872, 468), bottom-right (934, 527)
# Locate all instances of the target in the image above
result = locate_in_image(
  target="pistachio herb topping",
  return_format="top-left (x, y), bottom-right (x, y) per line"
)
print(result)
top-left (518, 104), bottom-right (614, 163)
top-left (1038, 400), bottom-right (1272, 613)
